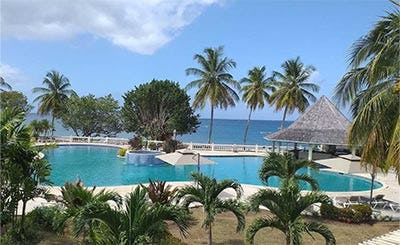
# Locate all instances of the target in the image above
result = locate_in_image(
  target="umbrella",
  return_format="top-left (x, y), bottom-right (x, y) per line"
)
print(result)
top-left (156, 149), bottom-right (214, 172)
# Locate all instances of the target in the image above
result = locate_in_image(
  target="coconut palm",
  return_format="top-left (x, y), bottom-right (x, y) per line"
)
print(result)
top-left (57, 180), bottom-right (122, 242)
top-left (0, 76), bottom-right (12, 91)
top-left (185, 46), bottom-right (240, 143)
top-left (259, 152), bottom-right (319, 190)
top-left (33, 70), bottom-right (75, 136)
top-left (334, 0), bottom-right (400, 183)
top-left (75, 185), bottom-right (190, 244)
top-left (246, 181), bottom-right (335, 245)
top-left (240, 66), bottom-right (275, 144)
top-left (178, 172), bottom-right (245, 245)
top-left (270, 57), bottom-right (320, 129)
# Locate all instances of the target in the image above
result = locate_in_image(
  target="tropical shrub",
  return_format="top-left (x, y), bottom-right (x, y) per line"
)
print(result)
top-left (75, 186), bottom-right (190, 244)
top-left (26, 206), bottom-right (64, 232)
top-left (178, 173), bottom-right (245, 245)
top-left (320, 203), bottom-right (372, 223)
top-left (246, 181), bottom-right (335, 245)
top-left (118, 148), bottom-right (128, 157)
top-left (148, 142), bottom-right (158, 150)
top-left (128, 136), bottom-right (143, 150)
top-left (259, 152), bottom-right (319, 190)
top-left (163, 139), bottom-right (183, 153)
top-left (122, 79), bottom-right (200, 140)
top-left (141, 179), bottom-right (178, 205)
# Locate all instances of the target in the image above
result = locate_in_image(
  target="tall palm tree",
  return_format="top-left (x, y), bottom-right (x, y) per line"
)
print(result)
top-left (246, 181), bottom-right (335, 245)
top-left (334, 0), bottom-right (400, 184)
top-left (270, 57), bottom-right (320, 129)
top-left (177, 173), bottom-right (245, 245)
top-left (33, 70), bottom-right (75, 136)
top-left (240, 66), bottom-right (275, 144)
top-left (0, 76), bottom-right (12, 91)
top-left (259, 152), bottom-right (319, 190)
top-left (185, 46), bottom-right (240, 143)
top-left (76, 186), bottom-right (190, 244)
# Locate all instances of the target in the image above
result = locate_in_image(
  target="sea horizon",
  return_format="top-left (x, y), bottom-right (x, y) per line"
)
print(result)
top-left (25, 113), bottom-right (292, 145)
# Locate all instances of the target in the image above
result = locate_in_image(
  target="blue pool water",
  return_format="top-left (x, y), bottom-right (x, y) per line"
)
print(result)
top-left (46, 146), bottom-right (382, 192)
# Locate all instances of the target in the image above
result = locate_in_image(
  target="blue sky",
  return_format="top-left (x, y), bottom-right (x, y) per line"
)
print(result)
top-left (0, 0), bottom-right (392, 120)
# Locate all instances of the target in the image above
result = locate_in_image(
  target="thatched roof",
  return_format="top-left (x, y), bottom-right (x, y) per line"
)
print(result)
top-left (265, 96), bottom-right (351, 145)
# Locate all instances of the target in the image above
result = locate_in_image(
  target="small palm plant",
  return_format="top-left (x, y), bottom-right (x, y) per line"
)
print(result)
top-left (246, 180), bottom-right (335, 245)
top-left (140, 179), bottom-right (178, 205)
top-left (76, 185), bottom-right (190, 244)
top-left (57, 180), bottom-right (122, 242)
top-left (259, 153), bottom-right (319, 190)
top-left (177, 173), bottom-right (245, 245)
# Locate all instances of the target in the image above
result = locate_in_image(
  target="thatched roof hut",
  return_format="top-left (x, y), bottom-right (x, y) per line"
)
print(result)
top-left (266, 96), bottom-right (351, 145)
top-left (265, 96), bottom-right (351, 160)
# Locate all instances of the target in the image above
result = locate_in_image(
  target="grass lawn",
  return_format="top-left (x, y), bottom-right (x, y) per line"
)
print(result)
top-left (168, 208), bottom-right (400, 245)
top-left (36, 207), bottom-right (399, 244)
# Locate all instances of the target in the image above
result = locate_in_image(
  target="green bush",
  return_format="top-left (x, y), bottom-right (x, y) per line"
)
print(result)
top-left (128, 136), bottom-right (143, 150)
top-left (320, 203), bottom-right (372, 223)
top-left (118, 148), bottom-right (128, 157)
top-left (26, 206), bottom-right (64, 232)
top-left (163, 139), bottom-right (184, 153)
top-left (148, 142), bottom-right (158, 150)
top-left (352, 204), bottom-right (373, 222)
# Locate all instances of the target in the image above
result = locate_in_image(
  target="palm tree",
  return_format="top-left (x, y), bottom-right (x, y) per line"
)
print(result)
top-left (334, 0), bottom-right (400, 184)
top-left (185, 46), bottom-right (240, 143)
top-left (240, 66), bottom-right (275, 144)
top-left (177, 173), bottom-right (245, 245)
top-left (33, 70), bottom-right (75, 136)
top-left (270, 57), bottom-right (320, 129)
top-left (246, 181), bottom-right (335, 245)
top-left (259, 152), bottom-right (319, 190)
top-left (57, 180), bottom-right (122, 242)
top-left (75, 186), bottom-right (190, 244)
top-left (0, 76), bottom-right (12, 91)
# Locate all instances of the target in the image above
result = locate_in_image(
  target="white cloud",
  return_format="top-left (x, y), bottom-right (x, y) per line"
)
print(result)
top-left (0, 63), bottom-right (27, 85)
top-left (1, 0), bottom-right (219, 55)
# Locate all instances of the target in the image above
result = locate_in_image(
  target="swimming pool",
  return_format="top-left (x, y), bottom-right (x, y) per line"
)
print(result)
top-left (45, 145), bottom-right (382, 192)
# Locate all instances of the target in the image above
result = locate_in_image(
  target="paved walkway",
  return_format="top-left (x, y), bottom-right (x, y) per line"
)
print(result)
top-left (359, 229), bottom-right (400, 244)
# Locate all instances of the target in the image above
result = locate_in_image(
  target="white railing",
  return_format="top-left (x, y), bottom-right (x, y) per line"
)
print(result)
top-left (38, 136), bottom-right (280, 153)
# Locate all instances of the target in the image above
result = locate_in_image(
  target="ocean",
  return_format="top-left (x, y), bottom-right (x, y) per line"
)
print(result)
top-left (25, 114), bottom-right (291, 145)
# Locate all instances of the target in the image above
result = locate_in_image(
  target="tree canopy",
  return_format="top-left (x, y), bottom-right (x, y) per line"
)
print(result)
top-left (60, 94), bottom-right (122, 137)
top-left (122, 79), bottom-right (199, 140)
top-left (0, 91), bottom-right (32, 113)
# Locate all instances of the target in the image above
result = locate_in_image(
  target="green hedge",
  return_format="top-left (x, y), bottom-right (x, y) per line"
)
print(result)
top-left (320, 203), bottom-right (372, 223)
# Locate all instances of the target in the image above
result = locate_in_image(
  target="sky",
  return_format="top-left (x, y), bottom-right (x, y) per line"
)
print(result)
top-left (0, 0), bottom-right (393, 120)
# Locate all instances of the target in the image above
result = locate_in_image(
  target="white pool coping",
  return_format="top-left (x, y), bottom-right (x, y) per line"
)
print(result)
top-left (34, 143), bottom-right (399, 204)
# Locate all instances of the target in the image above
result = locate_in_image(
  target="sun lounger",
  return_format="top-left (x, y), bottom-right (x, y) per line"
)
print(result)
top-left (388, 203), bottom-right (400, 212)
top-left (344, 196), bottom-right (362, 207)
top-left (370, 194), bottom-right (389, 208)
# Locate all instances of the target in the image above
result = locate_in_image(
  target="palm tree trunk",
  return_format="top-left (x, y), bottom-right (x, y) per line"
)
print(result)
top-left (281, 106), bottom-right (288, 129)
top-left (243, 109), bottom-right (252, 144)
top-left (20, 199), bottom-right (27, 233)
top-left (286, 234), bottom-right (291, 245)
top-left (208, 225), bottom-right (212, 245)
top-left (369, 172), bottom-right (376, 201)
top-left (51, 115), bottom-right (55, 137)
top-left (208, 105), bottom-right (214, 144)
